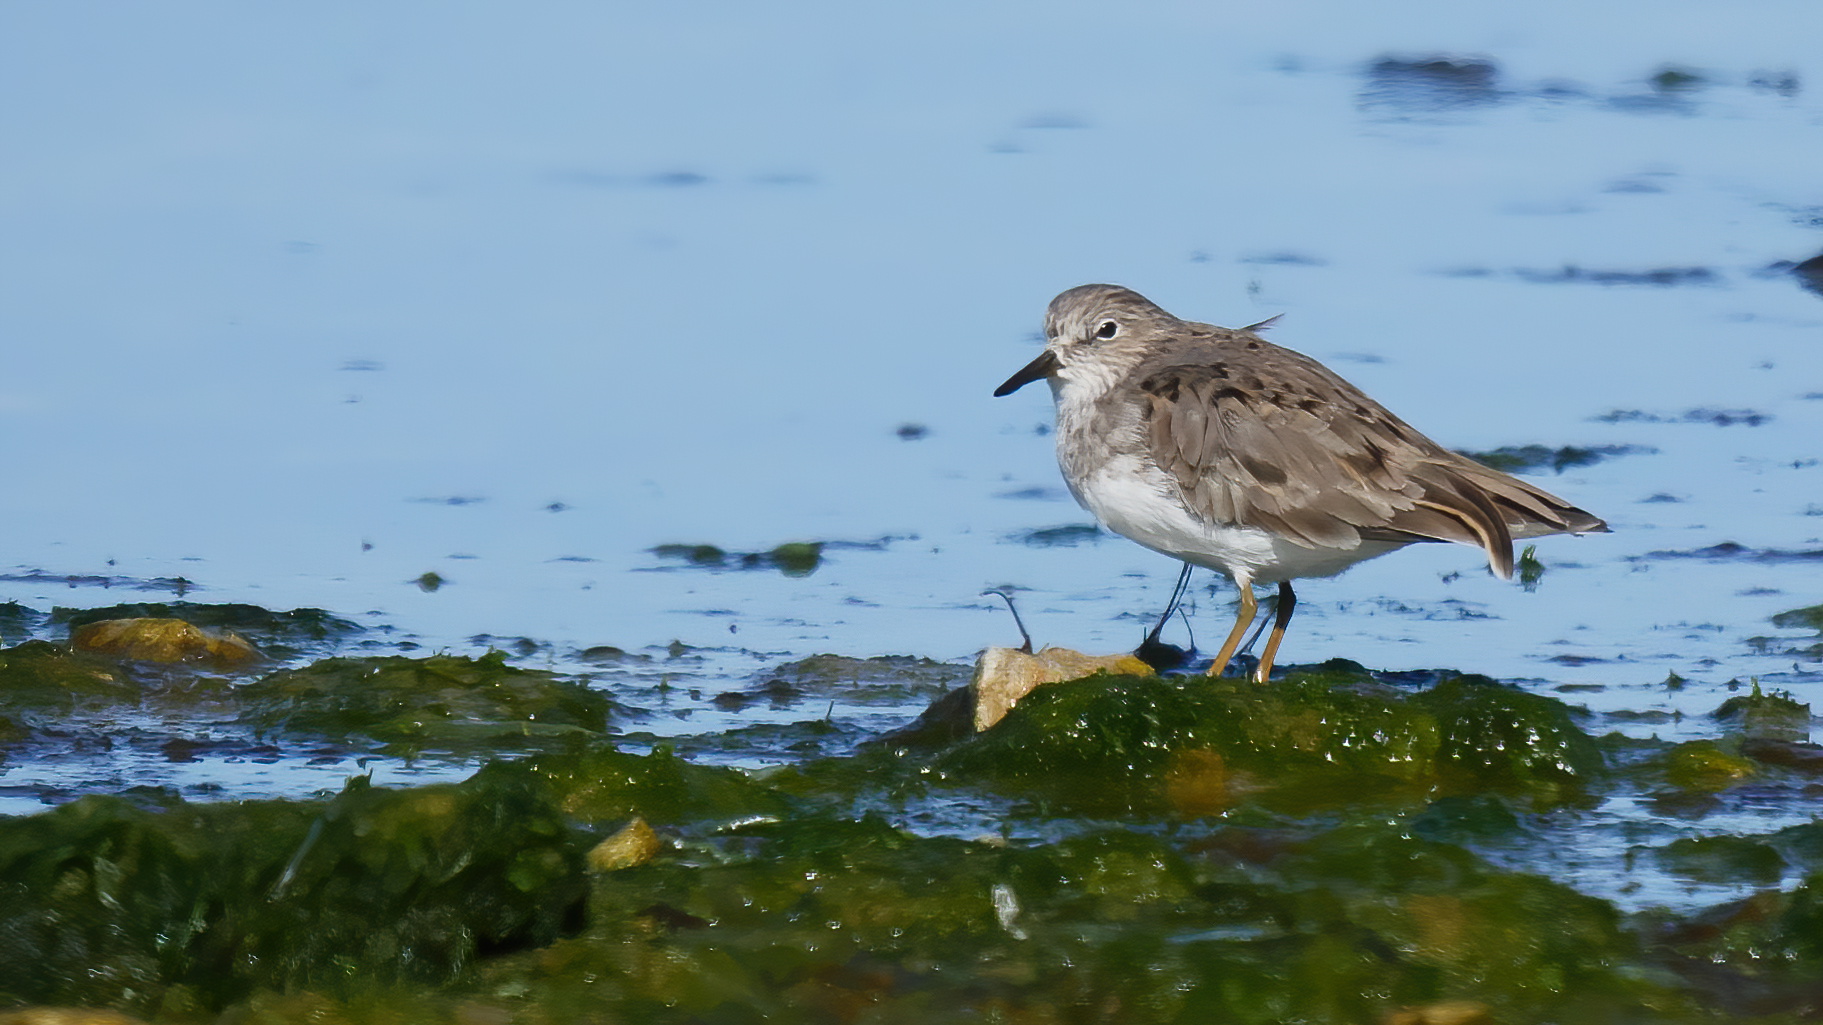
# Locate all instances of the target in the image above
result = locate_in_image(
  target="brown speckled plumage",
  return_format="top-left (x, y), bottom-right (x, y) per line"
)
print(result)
top-left (995, 284), bottom-right (1607, 682)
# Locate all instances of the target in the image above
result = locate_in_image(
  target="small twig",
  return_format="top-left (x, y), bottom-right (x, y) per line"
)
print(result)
top-left (1145, 563), bottom-right (1195, 648)
top-left (981, 589), bottom-right (1034, 654)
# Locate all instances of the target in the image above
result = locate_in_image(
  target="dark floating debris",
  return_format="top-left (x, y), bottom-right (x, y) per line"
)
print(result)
top-left (0, 569), bottom-right (196, 595)
top-left (1649, 65), bottom-right (1708, 93)
top-left (651, 541), bottom-right (826, 577)
top-left (1593, 408), bottom-right (1771, 427)
top-left (1748, 68), bottom-right (1802, 96)
top-left (1637, 542), bottom-right (1823, 563)
top-left (1460, 443), bottom-right (1654, 474)
top-left (994, 485), bottom-right (1067, 501)
top-left (1361, 54), bottom-right (1504, 113)
top-left (1787, 253), bottom-right (1823, 298)
top-left (1011, 523), bottom-right (1103, 547)
top-left (895, 422), bottom-right (930, 440)
top-left (1019, 111), bottom-right (1089, 129)
top-left (1514, 265), bottom-right (1718, 287)
top-left (1761, 605), bottom-right (1823, 658)
top-left (1771, 603), bottom-right (1823, 633)
top-left (646, 170), bottom-right (709, 187)
top-left (1239, 252), bottom-right (1327, 266)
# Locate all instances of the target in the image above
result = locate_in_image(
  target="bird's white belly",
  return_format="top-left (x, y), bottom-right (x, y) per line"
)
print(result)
top-left (1069, 454), bottom-right (1405, 585)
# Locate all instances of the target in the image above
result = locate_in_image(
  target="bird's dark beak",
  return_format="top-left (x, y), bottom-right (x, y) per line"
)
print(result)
top-left (993, 349), bottom-right (1060, 397)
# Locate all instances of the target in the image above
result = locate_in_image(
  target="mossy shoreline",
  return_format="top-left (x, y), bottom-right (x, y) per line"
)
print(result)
top-left (0, 603), bottom-right (1820, 1022)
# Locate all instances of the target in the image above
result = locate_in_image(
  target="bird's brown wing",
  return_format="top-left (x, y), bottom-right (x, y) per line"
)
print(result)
top-left (1137, 338), bottom-right (1604, 579)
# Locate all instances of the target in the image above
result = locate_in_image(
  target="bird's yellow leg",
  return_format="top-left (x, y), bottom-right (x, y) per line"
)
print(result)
top-left (1205, 583), bottom-right (1257, 677)
top-left (1252, 582), bottom-right (1297, 684)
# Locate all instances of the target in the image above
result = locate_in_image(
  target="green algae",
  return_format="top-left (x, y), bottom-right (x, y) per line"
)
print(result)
top-left (652, 541), bottom-right (825, 576)
top-left (935, 669), bottom-right (1601, 814)
top-left (1458, 443), bottom-right (1649, 474)
top-left (469, 812), bottom-right (1699, 1025)
top-left (652, 542), bottom-right (728, 565)
top-left (0, 601), bottom-right (43, 645)
top-left (1713, 681), bottom-right (1812, 741)
top-left (764, 541), bottom-right (823, 576)
top-left (1646, 867), bottom-right (1823, 1008)
top-left (757, 653), bottom-right (968, 703)
top-left (0, 639), bottom-right (247, 749)
top-left (0, 640), bottom-right (170, 709)
top-left (51, 602), bottom-right (362, 661)
top-left (0, 765), bottom-right (584, 1016)
top-left (235, 652), bottom-right (612, 755)
top-left (1658, 739), bottom-right (1759, 793)
top-left (1770, 602), bottom-right (1823, 632)
top-left (517, 743), bottom-right (787, 827)
top-left (1656, 834), bottom-right (1786, 885)
top-left (7, 633), bottom-right (1823, 1022)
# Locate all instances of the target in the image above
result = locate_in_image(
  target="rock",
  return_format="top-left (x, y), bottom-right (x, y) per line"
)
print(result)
top-left (588, 816), bottom-right (662, 871)
top-left (970, 646), bottom-right (1152, 731)
top-left (69, 618), bottom-right (260, 668)
top-left (871, 646), bottom-right (1152, 748)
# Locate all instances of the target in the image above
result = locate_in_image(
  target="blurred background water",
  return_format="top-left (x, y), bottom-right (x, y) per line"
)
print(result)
top-left (2, 1), bottom-right (1822, 894)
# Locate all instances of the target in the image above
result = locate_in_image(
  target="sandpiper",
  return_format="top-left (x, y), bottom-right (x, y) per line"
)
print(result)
top-left (995, 284), bottom-right (1607, 682)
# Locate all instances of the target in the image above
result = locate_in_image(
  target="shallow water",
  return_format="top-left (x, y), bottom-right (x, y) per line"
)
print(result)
top-left (3, 0), bottom-right (1822, 922)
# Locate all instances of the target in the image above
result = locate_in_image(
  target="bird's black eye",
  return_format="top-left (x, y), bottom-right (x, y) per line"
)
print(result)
top-left (1095, 320), bottom-right (1119, 339)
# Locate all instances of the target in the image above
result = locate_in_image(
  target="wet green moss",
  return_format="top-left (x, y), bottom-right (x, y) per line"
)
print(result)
top-left (235, 651), bottom-right (612, 755)
top-left (0, 640), bottom-right (242, 727)
top-left (51, 602), bottom-right (362, 661)
top-left (763, 541), bottom-right (823, 576)
top-left (652, 541), bottom-right (826, 576)
top-left (758, 653), bottom-right (968, 703)
top-left (1648, 868), bottom-right (1823, 1006)
top-left (1770, 602), bottom-right (1823, 633)
top-left (1458, 443), bottom-right (1648, 474)
top-left (0, 765), bottom-right (584, 1015)
top-left (0, 640), bottom-right (150, 707)
top-left (0, 601), bottom-right (44, 645)
top-left (1656, 835), bottom-right (1786, 885)
top-left (935, 670), bottom-right (1601, 814)
top-left (517, 743), bottom-right (788, 827)
top-left (652, 542), bottom-right (728, 566)
top-left (6, 612), bottom-right (1822, 1023)
top-left (1658, 739), bottom-right (1758, 792)
top-left (1713, 682), bottom-right (1811, 741)
top-left (471, 814), bottom-right (1697, 1025)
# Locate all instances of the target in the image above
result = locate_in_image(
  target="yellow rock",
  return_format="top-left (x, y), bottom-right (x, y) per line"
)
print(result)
top-left (0, 1010), bottom-right (151, 1025)
top-left (70, 618), bottom-right (260, 668)
top-left (1382, 999), bottom-right (1492, 1025)
top-left (970, 646), bottom-right (1151, 731)
top-left (587, 816), bottom-right (662, 871)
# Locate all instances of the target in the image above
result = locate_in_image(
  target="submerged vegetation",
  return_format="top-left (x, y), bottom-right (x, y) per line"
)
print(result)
top-left (0, 603), bottom-right (1821, 1022)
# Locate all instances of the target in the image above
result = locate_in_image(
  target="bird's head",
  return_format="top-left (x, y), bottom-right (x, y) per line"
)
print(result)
top-left (994, 284), bottom-right (1177, 399)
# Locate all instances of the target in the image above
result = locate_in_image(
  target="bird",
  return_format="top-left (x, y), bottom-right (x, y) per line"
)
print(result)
top-left (994, 284), bottom-right (1608, 683)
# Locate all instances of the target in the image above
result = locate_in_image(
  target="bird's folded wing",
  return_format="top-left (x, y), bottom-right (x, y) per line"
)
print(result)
top-left (1137, 347), bottom-right (1603, 579)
